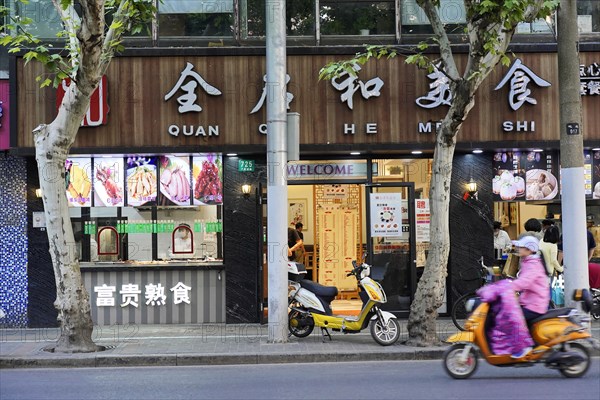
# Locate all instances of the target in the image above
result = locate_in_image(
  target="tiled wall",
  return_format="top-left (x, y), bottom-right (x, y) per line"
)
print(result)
top-left (0, 154), bottom-right (28, 327)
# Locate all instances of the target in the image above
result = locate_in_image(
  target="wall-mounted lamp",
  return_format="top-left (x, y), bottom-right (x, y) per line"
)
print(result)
top-left (241, 184), bottom-right (252, 196)
top-left (464, 178), bottom-right (478, 200)
top-left (35, 188), bottom-right (43, 198)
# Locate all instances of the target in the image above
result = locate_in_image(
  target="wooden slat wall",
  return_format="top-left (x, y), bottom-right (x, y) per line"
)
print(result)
top-left (15, 52), bottom-right (600, 150)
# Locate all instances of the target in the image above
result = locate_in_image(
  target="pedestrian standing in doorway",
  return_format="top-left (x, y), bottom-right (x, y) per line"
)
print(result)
top-left (288, 226), bottom-right (303, 262)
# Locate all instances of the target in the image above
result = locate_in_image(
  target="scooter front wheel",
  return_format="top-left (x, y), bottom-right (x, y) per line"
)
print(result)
top-left (443, 344), bottom-right (478, 379)
top-left (370, 316), bottom-right (400, 346)
top-left (288, 309), bottom-right (314, 338)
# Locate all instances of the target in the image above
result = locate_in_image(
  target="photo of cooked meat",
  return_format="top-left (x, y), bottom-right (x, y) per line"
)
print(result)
top-left (95, 162), bottom-right (124, 206)
top-left (193, 154), bottom-right (223, 205)
top-left (159, 156), bottom-right (191, 205)
top-left (65, 158), bottom-right (92, 207)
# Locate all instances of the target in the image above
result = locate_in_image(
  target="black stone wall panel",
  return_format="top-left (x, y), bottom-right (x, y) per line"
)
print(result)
top-left (449, 154), bottom-right (494, 304)
top-left (223, 157), bottom-right (266, 323)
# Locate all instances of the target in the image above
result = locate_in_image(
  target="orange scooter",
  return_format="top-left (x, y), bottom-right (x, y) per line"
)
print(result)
top-left (443, 289), bottom-right (599, 379)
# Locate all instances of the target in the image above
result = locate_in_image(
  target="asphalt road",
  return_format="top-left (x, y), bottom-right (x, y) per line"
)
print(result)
top-left (1, 359), bottom-right (599, 400)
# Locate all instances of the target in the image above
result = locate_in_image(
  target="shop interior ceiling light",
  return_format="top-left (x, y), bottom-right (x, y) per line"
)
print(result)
top-left (226, 153), bottom-right (238, 157)
top-left (473, 149), bottom-right (483, 154)
top-left (411, 150), bottom-right (423, 155)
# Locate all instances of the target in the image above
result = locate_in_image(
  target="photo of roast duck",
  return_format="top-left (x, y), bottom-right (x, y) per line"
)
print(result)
top-left (96, 165), bottom-right (123, 203)
top-left (160, 167), bottom-right (190, 203)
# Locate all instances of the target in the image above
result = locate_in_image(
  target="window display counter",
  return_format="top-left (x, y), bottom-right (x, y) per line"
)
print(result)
top-left (80, 260), bottom-right (225, 325)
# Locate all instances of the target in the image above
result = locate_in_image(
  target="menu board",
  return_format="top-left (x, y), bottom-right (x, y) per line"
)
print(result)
top-left (93, 157), bottom-right (124, 207)
top-left (192, 154), bottom-right (223, 205)
top-left (159, 156), bottom-right (191, 206)
top-left (126, 156), bottom-right (158, 207)
top-left (65, 157), bottom-right (92, 207)
top-left (493, 151), bottom-right (559, 201)
top-left (369, 193), bottom-right (402, 237)
top-left (317, 204), bottom-right (358, 291)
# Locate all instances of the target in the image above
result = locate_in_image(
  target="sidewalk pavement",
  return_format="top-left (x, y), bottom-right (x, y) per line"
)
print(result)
top-left (1, 319), bottom-right (599, 369)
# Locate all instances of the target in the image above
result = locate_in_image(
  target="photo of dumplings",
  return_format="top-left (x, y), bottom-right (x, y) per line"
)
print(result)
top-left (525, 169), bottom-right (558, 200)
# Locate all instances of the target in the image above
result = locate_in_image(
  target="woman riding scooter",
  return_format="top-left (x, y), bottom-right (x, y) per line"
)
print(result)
top-left (477, 235), bottom-right (549, 359)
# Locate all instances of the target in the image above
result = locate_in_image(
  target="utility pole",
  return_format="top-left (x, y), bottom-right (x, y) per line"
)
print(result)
top-left (557, 1), bottom-right (589, 307)
top-left (266, 0), bottom-right (289, 343)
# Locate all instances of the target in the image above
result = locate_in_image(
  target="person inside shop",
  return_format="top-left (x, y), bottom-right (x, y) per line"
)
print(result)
top-left (521, 218), bottom-right (543, 240)
top-left (493, 221), bottom-right (512, 256)
top-left (170, 224), bottom-right (195, 258)
top-left (294, 222), bottom-right (306, 262)
top-left (557, 215), bottom-right (597, 264)
top-left (288, 225), bottom-right (303, 262)
top-left (542, 219), bottom-right (555, 234)
top-left (541, 225), bottom-right (563, 277)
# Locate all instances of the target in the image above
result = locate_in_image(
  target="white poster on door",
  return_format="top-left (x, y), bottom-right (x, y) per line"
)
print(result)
top-left (415, 198), bottom-right (431, 242)
top-left (370, 193), bottom-right (402, 237)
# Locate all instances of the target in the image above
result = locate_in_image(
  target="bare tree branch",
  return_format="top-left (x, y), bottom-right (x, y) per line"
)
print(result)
top-left (417, 0), bottom-right (460, 81)
top-left (101, 0), bottom-right (129, 72)
top-left (51, 0), bottom-right (81, 70)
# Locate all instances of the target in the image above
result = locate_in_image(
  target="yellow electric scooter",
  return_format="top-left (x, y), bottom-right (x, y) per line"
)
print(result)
top-left (443, 289), bottom-right (599, 379)
top-left (288, 256), bottom-right (400, 346)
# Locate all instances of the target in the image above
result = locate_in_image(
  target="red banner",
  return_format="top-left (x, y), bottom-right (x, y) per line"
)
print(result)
top-left (56, 76), bottom-right (109, 127)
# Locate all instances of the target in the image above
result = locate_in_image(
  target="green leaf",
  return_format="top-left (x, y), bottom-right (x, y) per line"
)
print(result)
top-left (40, 78), bottom-right (52, 88)
top-left (109, 20), bottom-right (124, 30)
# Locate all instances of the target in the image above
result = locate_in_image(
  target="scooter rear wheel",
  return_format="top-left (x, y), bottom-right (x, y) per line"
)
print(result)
top-left (443, 344), bottom-right (478, 379)
top-left (370, 317), bottom-right (400, 346)
top-left (558, 343), bottom-right (591, 379)
top-left (288, 310), bottom-right (314, 338)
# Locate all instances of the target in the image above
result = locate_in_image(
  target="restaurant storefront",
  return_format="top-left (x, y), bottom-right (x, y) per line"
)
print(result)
top-left (6, 48), bottom-right (600, 327)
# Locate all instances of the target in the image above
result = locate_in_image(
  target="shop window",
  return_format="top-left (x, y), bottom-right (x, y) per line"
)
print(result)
top-left (577, 0), bottom-right (600, 33)
top-left (241, 0), bottom-right (316, 38)
top-left (9, 0), bottom-right (63, 38)
top-left (97, 226), bottom-right (119, 258)
top-left (171, 224), bottom-right (195, 254)
top-left (401, 0), bottom-right (465, 34)
top-left (320, 1), bottom-right (395, 36)
top-left (515, 18), bottom-right (554, 35)
top-left (158, 0), bottom-right (234, 37)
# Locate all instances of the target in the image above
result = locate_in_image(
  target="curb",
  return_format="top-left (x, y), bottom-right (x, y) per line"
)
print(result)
top-left (0, 349), bottom-right (447, 369)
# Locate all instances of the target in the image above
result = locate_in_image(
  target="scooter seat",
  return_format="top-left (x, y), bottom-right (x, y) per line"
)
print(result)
top-left (299, 279), bottom-right (338, 298)
top-left (529, 308), bottom-right (573, 324)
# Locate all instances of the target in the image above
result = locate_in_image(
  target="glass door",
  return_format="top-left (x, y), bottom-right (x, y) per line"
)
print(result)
top-left (366, 183), bottom-right (416, 314)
